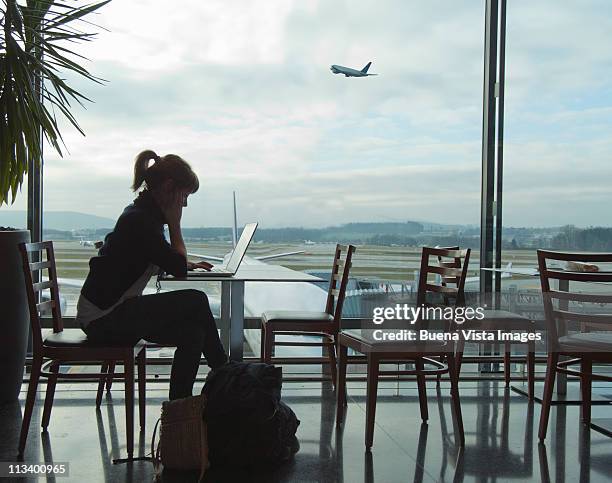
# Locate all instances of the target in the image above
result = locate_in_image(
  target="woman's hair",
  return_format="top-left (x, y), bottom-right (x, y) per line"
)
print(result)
top-left (132, 149), bottom-right (199, 193)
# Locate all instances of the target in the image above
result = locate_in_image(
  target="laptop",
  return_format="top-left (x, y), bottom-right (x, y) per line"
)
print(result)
top-left (188, 222), bottom-right (258, 277)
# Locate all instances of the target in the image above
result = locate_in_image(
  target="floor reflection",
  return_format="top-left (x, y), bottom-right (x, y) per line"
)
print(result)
top-left (447, 384), bottom-right (535, 481)
top-left (1, 380), bottom-right (611, 482)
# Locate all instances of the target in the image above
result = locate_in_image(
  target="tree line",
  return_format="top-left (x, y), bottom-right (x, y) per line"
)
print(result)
top-left (45, 224), bottom-right (612, 251)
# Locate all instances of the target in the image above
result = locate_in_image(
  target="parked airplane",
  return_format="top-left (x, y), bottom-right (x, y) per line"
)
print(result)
top-left (185, 195), bottom-right (333, 356)
top-left (78, 238), bottom-right (95, 247)
top-left (330, 61), bottom-right (378, 77)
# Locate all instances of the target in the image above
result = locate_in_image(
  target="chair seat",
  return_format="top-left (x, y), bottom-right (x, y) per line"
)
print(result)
top-left (465, 310), bottom-right (533, 331)
top-left (262, 311), bottom-right (333, 325)
top-left (341, 329), bottom-right (449, 353)
top-left (43, 329), bottom-right (136, 348)
top-left (559, 332), bottom-right (612, 351)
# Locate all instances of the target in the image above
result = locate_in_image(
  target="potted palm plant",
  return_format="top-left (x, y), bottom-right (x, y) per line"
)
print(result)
top-left (0, 0), bottom-right (109, 402)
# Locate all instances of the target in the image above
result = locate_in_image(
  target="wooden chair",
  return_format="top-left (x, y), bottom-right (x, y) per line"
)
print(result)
top-left (441, 247), bottom-right (536, 397)
top-left (434, 246), bottom-right (464, 386)
top-left (336, 246), bottom-right (471, 449)
top-left (17, 241), bottom-right (146, 458)
top-left (537, 250), bottom-right (612, 441)
top-left (261, 244), bottom-right (356, 386)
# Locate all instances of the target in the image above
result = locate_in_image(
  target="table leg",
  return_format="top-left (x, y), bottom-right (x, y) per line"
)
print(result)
top-left (229, 280), bottom-right (245, 361)
top-left (220, 281), bottom-right (231, 353)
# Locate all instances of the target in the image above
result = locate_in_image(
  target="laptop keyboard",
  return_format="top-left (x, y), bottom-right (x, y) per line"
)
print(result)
top-left (191, 267), bottom-right (226, 273)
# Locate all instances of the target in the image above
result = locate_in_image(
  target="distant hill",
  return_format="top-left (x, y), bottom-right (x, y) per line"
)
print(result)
top-left (5, 210), bottom-right (602, 250)
top-left (0, 211), bottom-right (115, 231)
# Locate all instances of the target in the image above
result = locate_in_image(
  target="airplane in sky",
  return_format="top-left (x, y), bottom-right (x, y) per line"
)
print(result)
top-left (330, 61), bottom-right (378, 77)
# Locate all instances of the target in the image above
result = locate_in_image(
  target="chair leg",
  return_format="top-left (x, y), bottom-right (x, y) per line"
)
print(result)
top-left (327, 336), bottom-right (338, 389)
top-left (527, 340), bottom-right (536, 401)
top-left (96, 362), bottom-right (109, 409)
top-left (446, 351), bottom-right (464, 446)
top-left (263, 326), bottom-right (274, 364)
top-left (436, 354), bottom-right (445, 387)
top-left (538, 352), bottom-right (559, 441)
top-left (137, 350), bottom-right (146, 431)
top-left (124, 356), bottom-right (135, 458)
top-left (453, 338), bottom-right (465, 397)
top-left (42, 362), bottom-right (60, 431)
top-left (336, 343), bottom-right (348, 426)
top-left (18, 356), bottom-right (43, 457)
top-left (106, 362), bottom-right (116, 391)
top-left (365, 353), bottom-right (379, 450)
top-left (415, 358), bottom-right (428, 422)
top-left (455, 337), bottom-right (465, 378)
top-left (580, 357), bottom-right (592, 425)
top-left (538, 440), bottom-right (552, 483)
top-left (504, 342), bottom-right (511, 387)
top-left (260, 324), bottom-right (266, 362)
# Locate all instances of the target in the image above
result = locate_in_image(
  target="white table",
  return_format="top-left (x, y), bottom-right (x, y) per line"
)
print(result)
top-left (162, 266), bottom-right (323, 361)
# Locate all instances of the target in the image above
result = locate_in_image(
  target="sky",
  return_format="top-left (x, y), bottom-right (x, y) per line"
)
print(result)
top-left (2, 0), bottom-right (611, 228)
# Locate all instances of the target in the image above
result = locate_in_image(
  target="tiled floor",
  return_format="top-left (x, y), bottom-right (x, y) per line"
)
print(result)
top-left (1, 380), bottom-right (612, 482)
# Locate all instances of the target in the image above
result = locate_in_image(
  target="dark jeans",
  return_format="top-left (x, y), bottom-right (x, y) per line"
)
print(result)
top-left (83, 289), bottom-right (228, 400)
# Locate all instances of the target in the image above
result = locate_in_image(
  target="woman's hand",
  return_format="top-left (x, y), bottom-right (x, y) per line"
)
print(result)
top-left (161, 191), bottom-right (184, 228)
top-left (187, 261), bottom-right (214, 271)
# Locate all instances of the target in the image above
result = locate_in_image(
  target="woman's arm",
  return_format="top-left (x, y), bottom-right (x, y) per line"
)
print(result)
top-left (154, 191), bottom-right (211, 272)
top-left (168, 223), bottom-right (213, 271)
top-left (168, 223), bottom-right (187, 259)
top-left (163, 192), bottom-right (187, 258)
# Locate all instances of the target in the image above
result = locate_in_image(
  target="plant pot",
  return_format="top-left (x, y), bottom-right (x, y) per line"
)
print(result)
top-left (0, 229), bottom-right (31, 403)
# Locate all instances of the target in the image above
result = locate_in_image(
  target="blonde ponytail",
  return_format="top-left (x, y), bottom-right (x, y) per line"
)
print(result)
top-left (131, 149), bottom-right (199, 194)
top-left (132, 150), bottom-right (159, 192)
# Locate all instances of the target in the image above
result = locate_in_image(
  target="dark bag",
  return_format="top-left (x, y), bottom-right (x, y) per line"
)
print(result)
top-left (202, 362), bottom-right (300, 469)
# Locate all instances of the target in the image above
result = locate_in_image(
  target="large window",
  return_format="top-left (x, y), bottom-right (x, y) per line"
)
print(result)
top-left (495, 1), bottom-right (612, 377)
top-left (501, 1), bottom-right (612, 292)
top-left (2, 2), bottom-right (509, 368)
top-left (503, 0), bottom-right (612, 252)
top-left (34, 1), bottom-right (486, 336)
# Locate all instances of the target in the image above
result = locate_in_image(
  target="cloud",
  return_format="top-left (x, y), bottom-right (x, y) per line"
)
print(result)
top-left (2, 0), bottom-right (610, 229)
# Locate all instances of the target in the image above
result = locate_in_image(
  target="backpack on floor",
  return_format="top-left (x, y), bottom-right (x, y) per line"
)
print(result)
top-left (202, 362), bottom-right (300, 469)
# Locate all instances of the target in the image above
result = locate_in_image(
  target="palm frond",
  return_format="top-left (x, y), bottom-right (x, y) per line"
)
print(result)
top-left (0, 0), bottom-right (110, 205)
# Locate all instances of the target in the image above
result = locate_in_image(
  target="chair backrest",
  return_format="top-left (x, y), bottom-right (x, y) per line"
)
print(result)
top-left (18, 241), bottom-right (64, 352)
top-left (325, 244), bottom-right (356, 327)
top-left (537, 250), bottom-right (612, 349)
top-left (417, 246), bottom-right (471, 309)
top-left (437, 246), bottom-right (463, 305)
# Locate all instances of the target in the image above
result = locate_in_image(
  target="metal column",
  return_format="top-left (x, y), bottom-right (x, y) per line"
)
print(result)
top-left (26, 38), bottom-right (44, 357)
top-left (480, 0), bottom-right (507, 372)
top-left (27, 158), bottom-right (43, 246)
top-left (494, 0), bottom-right (507, 297)
top-left (480, 0), bottom-right (507, 303)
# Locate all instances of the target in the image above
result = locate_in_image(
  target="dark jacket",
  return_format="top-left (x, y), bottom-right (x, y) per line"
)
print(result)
top-left (80, 190), bottom-right (187, 309)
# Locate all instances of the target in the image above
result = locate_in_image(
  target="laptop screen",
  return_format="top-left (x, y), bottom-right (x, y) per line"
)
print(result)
top-left (225, 222), bottom-right (258, 273)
